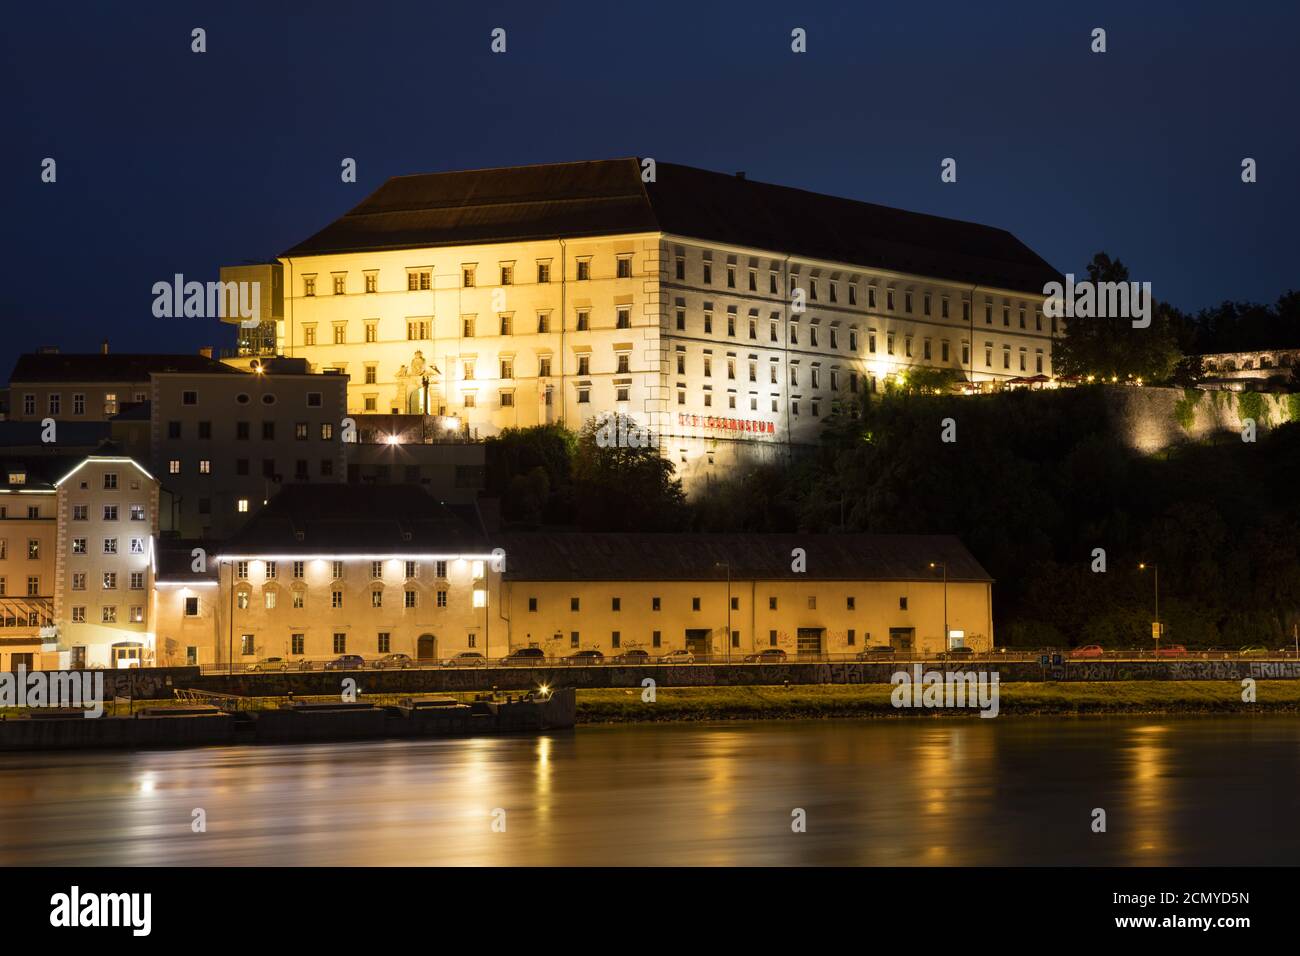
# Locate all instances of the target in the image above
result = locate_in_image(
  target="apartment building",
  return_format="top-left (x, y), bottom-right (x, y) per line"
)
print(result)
top-left (50, 456), bottom-right (161, 669)
top-left (222, 159), bottom-right (1061, 487)
top-left (3, 349), bottom-right (233, 422)
top-left (150, 357), bottom-right (348, 538)
top-left (0, 458), bottom-right (65, 669)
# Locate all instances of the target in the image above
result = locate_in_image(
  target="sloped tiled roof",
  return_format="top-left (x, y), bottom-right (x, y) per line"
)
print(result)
top-left (282, 158), bottom-right (1059, 292)
top-left (496, 533), bottom-right (992, 583)
top-left (219, 483), bottom-right (491, 556)
top-left (7, 353), bottom-right (240, 385)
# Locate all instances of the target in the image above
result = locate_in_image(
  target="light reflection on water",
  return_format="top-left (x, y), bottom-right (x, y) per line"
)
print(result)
top-left (1, 717), bottom-right (1296, 866)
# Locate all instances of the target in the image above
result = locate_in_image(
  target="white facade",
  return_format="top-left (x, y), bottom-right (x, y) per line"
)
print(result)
top-left (52, 457), bottom-right (160, 668)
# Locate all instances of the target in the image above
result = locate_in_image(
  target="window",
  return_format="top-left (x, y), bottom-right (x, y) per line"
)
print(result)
top-left (692, 597), bottom-right (701, 611)
top-left (899, 597), bottom-right (908, 610)
top-left (73, 393), bottom-right (85, 415)
top-left (303, 327), bottom-right (316, 346)
top-left (303, 276), bottom-right (316, 297)
top-left (576, 259), bottom-right (591, 281)
top-left (291, 634), bottom-right (305, 655)
top-left (617, 256), bottom-right (632, 278)
top-left (537, 262), bottom-right (551, 283)
top-left (576, 310), bottom-right (589, 332)
top-left (364, 273), bottom-right (378, 293)
top-left (331, 590), bottom-right (343, 609)
top-left (103, 572), bottom-right (117, 590)
top-left (102, 607), bottom-right (117, 624)
top-left (333, 633), bottom-right (347, 654)
top-left (371, 590), bottom-right (383, 608)
top-left (72, 606), bottom-right (86, 623)
top-left (404, 590), bottom-right (419, 609)
top-left (103, 472), bottom-right (118, 490)
top-left (184, 596), bottom-right (199, 617)
top-left (103, 538), bottom-right (117, 555)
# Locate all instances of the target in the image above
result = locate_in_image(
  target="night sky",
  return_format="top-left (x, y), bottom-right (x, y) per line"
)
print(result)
top-left (3, 0), bottom-right (1296, 366)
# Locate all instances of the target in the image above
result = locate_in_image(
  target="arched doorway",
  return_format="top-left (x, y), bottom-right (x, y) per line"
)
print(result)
top-left (417, 634), bottom-right (437, 662)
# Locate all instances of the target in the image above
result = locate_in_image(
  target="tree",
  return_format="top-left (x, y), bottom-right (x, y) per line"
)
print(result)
top-left (1052, 252), bottom-right (1183, 383)
top-left (571, 415), bottom-right (687, 531)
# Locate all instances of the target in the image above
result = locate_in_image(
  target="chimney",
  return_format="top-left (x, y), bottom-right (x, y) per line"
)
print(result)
top-left (36, 345), bottom-right (59, 355)
top-left (735, 171), bottom-right (746, 180)
top-left (101, 339), bottom-right (109, 355)
top-left (198, 346), bottom-right (213, 359)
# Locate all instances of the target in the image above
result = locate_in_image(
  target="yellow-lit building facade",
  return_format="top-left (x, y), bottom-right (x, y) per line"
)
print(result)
top-left (222, 159), bottom-right (1061, 489)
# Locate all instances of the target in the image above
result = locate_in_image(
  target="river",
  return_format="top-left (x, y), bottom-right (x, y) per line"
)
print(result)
top-left (2, 717), bottom-right (1297, 865)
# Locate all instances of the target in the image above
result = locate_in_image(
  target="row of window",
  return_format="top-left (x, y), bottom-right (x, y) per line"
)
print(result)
top-left (168, 457), bottom-right (337, 481)
top-left (69, 537), bottom-right (148, 555)
top-left (670, 248), bottom-right (1053, 327)
top-left (530, 594), bottom-right (902, 612)
top-left (0, 576), bottom-right (45, 596)
top-left (228, 587), bottom-right (456, 611)
top-left (69, 504), bottom-right (147, 521)
top-left (301, 257), bottom-right (634, 298)
top-left (69, 605), bottom-right (145, 624)
top-left (301, 305), bottom-right (639, 346)
top-left (236, 631), bottom-right (476, 656)
top-left (165, 420), bottom-right (335, 443)
top-left (233, 559), bottom-right (473, 580)
top-left (168, 390), bottom-right (325, 409)
top-left (19, 392), bottom-right (143, 417)
top-left (68, 572), bottom-right (148, 590)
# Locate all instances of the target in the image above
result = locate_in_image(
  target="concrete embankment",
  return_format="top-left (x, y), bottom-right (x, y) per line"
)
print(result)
top-left (185, 658), bottom-right (1300, 696)
top-left (0, 688), bottom-right (576, 751)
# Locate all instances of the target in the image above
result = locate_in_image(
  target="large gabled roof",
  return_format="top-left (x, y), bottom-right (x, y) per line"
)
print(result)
top-left (496, 533), bottom-right (992, 583)
top-left (281, 158), bottom-right (1060, 293)
top-left (7, 353), bottom-right (240, 385)
top-left (219, 483), bottom-right (492, 557)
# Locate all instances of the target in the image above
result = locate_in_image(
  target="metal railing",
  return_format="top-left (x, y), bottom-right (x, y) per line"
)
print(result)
top-left (194, 647), bottom-right (1300, 673)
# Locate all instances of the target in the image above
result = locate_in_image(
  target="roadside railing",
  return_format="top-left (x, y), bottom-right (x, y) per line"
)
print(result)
top-left (193, 648), bottom-right (1300, 673)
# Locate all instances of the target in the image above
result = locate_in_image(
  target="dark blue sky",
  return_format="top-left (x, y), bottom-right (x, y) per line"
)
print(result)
top-left (3, 0), bottom-right (1296, 366)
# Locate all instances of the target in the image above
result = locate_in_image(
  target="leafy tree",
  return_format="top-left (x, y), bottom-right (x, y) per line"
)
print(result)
top-left (1052, 252), bottom-right (1183, 383)
top-left (571, 415), bottom-right (687, 531)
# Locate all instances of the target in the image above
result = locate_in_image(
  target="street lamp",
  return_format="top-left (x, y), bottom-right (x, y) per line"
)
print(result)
top-left (715, 561), bottom-right (731, 664)
top-left (1139, 563), bottom-right (1160, 657)
top-left (929, 561), bottom-right (948, 657)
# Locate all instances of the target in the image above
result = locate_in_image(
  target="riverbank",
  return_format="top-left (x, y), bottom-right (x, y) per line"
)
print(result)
top-left (573, 681), bottom-right (1300, 722)
top-left (6, 681), bottom-right (1297, 725)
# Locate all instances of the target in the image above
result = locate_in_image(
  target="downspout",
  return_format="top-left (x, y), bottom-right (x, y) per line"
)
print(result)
top-left (559, 238), bottom-right (567, 428)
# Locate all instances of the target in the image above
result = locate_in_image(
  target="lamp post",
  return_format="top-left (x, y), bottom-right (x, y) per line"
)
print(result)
top-left (930, 561), bottom-right (948, 657)
top-left (715, 561), bottom-right (731, 664)
top-left (1139, 563), bottom-right (1160, 657)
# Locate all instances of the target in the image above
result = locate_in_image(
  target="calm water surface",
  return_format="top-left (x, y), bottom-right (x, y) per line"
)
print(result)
top-left (2, 717), bottom-right (1298, 865)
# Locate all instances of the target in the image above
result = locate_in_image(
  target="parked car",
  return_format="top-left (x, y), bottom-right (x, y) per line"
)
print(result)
top-left (658, 649), bottom-right (695, 664)
top-left (611, 649), bottom-right (651, 664)
top-left (501, 647), bottom-right (547, 665)
top-left (1155, 644), bottom-right (1188, 658)
top-left (568, 649), bottom-right (605, 663)
top-left (445, 651), bottom-right (486, 666)
top-left (743, 648), bottom-right (788, 663)
top-left (373, 653), bottom-right (414, 669)
top-left (323, 654), bottom-right (366, 670)
top-left (1239, 645), bottom-right (1269, 657)
top-left (857, 645), bottom-right (896, 660)
top-left (940, 646), bottom-right (976, 660)
top-left (1069, 644), bottom-right (1105, 659)
top-left (247, 657), bottom-right (290, 672)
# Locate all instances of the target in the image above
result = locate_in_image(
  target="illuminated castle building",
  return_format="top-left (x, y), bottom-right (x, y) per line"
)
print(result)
top-left (222, 159), bottom-right (1060, 486)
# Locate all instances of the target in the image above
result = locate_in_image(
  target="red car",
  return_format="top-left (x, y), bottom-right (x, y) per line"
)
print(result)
top-left (1155, 644), bottom-right (1188, 657)
top-left (1069, 644), bottom-right (1104, 659)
